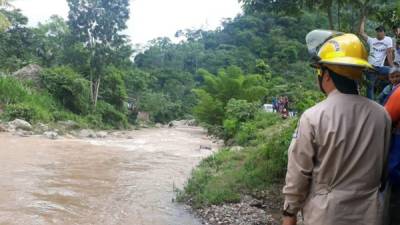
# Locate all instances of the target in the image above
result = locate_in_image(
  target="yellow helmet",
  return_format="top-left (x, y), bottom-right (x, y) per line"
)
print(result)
top-left (306, 30), bottom-right (373, 80)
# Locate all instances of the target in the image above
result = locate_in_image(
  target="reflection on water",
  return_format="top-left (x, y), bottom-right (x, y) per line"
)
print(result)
top-left (0, 127), bottom-right (215, 225)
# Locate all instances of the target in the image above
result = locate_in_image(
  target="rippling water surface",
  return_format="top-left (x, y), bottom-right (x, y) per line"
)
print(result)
top-left (0, 127), bottom-right (216, 225)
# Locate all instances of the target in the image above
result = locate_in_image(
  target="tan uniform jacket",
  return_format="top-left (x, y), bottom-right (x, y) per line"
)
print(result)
top-left (283, 90), bottom-right (392, 225)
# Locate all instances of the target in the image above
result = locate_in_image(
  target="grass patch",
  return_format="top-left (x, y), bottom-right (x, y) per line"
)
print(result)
top-left (177, 115), bottom-right (297, 208)
top-left (0, 76), bottom-right (129, 129)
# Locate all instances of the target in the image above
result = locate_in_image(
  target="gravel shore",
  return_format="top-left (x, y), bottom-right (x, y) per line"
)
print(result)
top-left (191, 185), bottom-right (284, 225)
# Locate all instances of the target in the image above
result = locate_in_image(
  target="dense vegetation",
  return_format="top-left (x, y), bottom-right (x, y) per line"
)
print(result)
top-left (0, 0), bottom-right (398, 207)
top-left (174, 0), bottom-right (400, 207)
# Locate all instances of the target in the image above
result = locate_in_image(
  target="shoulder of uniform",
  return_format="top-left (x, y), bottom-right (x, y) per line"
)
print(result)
top-left (304, 98), bottom-right (329, 113)
top-left (365, 97), bottom-right (391, 118)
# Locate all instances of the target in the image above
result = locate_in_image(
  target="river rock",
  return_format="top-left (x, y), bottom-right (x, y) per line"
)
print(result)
top-left (78, 129), bottom-right (97, 138)
top-left (200, 145), bottom-right (212, 150)
top-left (43, 131), bottom-right (58, 140)
top-left (9, 119), bottom-right (32, 131)
top-left (0, 124), bottom-right (6, 132)
top-left (185, 119), bottom-right (197, 126)
top-left (96, 131), bottom-right (108, 139)
top-left (34, 123), bottom-right (49, 133)
top-left (16, 130), bottom-right (33, 137)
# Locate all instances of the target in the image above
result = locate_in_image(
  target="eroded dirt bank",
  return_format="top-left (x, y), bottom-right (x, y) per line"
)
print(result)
top-left (0, 127), bottom-right (218, 225)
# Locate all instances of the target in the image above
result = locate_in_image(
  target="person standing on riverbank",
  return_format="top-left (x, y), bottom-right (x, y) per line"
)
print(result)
top-left (360, 16), bottom-right (394, 100)
top-left (282, 31), bottom-right (392, 225)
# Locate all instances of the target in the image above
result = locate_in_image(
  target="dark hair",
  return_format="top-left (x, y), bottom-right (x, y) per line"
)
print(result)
top-left (375, 25), bottom-right (385, 32)
top-left (393, 25), bottom-right (400, 30)
top-left (327, 69), bottom-right (359, 95)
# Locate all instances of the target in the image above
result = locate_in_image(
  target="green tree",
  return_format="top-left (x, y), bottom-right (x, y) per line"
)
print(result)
top-left (41, 66), bottom-right (91, 114)
top-left (0, 9), bottom-right (37, 72)
top-left (100, 66), bottom-right (128, 110)
top-left (193, 66), bottom-right (268, 126)
top-left (0, 0), bottom-right (12, 31)
top-left (67, 0), bottom-right (130, 107)
top-left (33, 16), bottom-right (70, 67)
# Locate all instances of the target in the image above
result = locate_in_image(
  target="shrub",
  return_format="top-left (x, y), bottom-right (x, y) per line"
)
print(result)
top-left (101, 66), bottom-right (128, 110)
top-left (96, 101), bottom-right (128, 129)
top-left (5, 103), bottom-right (40, 122)
top-left (41, 66), bottom-right (91, 115)
top-left (4, 102), bottom-right (53, 123)
top-left (138, 92), bottom-right (183, 123)
top-left (223, 118), bottom-right (239, 140)
top-left (0, 76), bottom-right (28, 105)
top-left (84, 114), bottom-right (104, 128)
top-left (223, 99), bottom-right (260, 140)
top-left (224, 99), bottom-right (259, 122)
top-left (235, 112), bottom-right (281, 145)
top-left (192, 89), bottom-right (224, 125)
top-left (239, 120), bottom-right (296, 189)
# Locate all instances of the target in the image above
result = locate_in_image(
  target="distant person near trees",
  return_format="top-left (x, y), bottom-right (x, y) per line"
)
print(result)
top-left (360, 16), bottom-right (394, 100)
top-left (383, 67), bottom-right (400, 225)
top-left (272, 97), bottom-right (278, 112)
top-left (282, 31), bottom-right (392, 225)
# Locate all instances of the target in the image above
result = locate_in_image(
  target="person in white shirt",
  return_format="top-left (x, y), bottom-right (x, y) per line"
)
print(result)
top-left (360, 16), bottom-right (394, 99)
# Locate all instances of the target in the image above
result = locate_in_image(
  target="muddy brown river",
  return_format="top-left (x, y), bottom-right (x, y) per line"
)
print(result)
top-left (0, 127), bottom-right (217, 225)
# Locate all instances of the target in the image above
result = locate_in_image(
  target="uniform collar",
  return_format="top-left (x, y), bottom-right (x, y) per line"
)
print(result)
top-left (327, 89), bottom-right (340, 98)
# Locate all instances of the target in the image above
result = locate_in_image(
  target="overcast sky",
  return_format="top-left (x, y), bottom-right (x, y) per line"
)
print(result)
top-left (13, 0), bottom-right (243, 45)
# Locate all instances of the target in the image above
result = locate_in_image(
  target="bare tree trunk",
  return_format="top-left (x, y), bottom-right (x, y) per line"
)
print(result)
top-left (89, 67), bottom-right (94, 104)
top-left (93, 77), bottom-right (101, 107)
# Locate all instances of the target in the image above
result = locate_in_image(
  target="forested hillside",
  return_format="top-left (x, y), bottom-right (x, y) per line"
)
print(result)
top-left (1, 0), bottom-right (397, 129)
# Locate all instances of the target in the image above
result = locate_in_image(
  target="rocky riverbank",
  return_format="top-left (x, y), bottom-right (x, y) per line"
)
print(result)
top-left (188, 185), bottom-right (284, 225)
top-left (0, 118), bottom-right (198, 140)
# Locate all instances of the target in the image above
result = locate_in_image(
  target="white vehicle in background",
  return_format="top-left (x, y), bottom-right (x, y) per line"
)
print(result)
top-left (263, 104), bottom-right (274, 113)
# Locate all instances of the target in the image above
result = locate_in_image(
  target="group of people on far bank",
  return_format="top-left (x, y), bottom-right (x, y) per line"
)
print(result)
top-left (272, 96), bottom-right (290, 119)
top-left (281, 18), bottom-right (400, 225)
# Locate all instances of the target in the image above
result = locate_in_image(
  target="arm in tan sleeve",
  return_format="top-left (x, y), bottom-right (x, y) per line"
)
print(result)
top-left (283, 113), bottom-right (316, 214)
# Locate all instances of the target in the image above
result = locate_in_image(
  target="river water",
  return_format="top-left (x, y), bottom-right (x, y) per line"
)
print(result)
top-left (0, 127), bottom-right (217, 225)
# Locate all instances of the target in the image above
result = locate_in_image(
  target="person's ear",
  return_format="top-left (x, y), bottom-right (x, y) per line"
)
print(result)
top-left (323, 70), bottom-right (331, 82)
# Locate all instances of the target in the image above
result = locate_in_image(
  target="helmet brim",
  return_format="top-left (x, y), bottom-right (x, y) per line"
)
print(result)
top-left (319, 56), bottom-right (374, 70)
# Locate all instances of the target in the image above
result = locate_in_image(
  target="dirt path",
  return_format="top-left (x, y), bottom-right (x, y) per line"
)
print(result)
top-left (0, 127), bottom-right (218, 225)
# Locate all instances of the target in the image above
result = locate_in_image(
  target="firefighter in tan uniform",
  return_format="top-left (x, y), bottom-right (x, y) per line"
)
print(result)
top-left (282, 31), bottom-right (392, 225)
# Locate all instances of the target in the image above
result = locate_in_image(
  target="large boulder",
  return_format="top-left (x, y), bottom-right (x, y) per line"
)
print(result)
top-left (8, 119), bottom-right (32, 131)
top-left (12, 64), bottom-right (43, 84)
